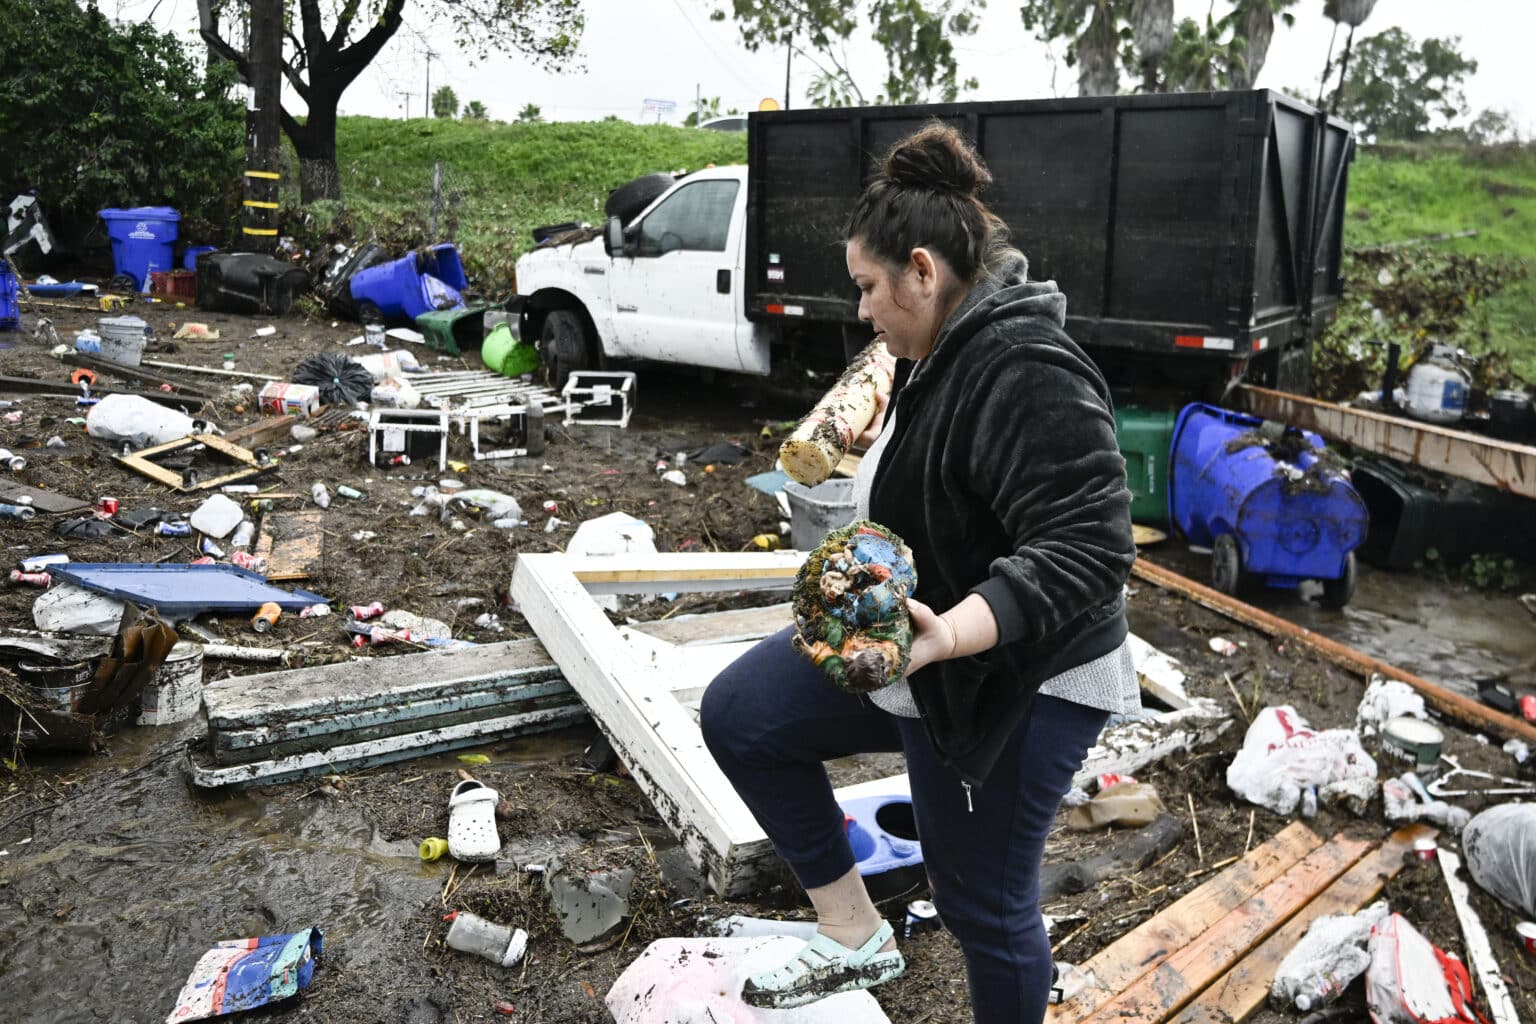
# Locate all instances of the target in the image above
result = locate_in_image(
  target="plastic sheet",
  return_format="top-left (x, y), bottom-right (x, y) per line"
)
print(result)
top-left (165, 928), bottom-right (321, 1023)
top-left (1461, 803), bottom-right (1536, 918)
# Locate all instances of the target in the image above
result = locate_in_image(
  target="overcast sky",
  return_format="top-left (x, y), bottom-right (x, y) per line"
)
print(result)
top-left (124, 0), bottom-right (1536, 135)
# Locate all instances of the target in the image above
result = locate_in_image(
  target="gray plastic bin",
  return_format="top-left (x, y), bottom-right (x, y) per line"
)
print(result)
top-left (784, 478), bottom-right (857, 551)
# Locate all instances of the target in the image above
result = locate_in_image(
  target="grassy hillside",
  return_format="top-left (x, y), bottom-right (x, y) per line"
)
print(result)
top-left (1341, 147), bottom-right (1536, 382)
top-left (295, 117), bottom-right (746, 289)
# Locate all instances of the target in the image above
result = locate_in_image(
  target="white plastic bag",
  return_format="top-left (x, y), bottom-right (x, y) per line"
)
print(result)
top-left (1366, 913), bottom-right (1486, 1024)
top-left (1226, 706), bottom-right (1378, 815)
top-left (605, 936), bottom-right (890, 1024)
top-left (32, 582), bottom-right (126, 635)
top-left (1270, 900), bottom-right (1387, 1009)
top-left (86, 394), bottom-right (196, 448)
top-left (568, 512), bottom-right (656, 557)
top-left (1357, 677), bottom-right (1427, 734)
top-left (1461, 803), bottom-right (1536, 919)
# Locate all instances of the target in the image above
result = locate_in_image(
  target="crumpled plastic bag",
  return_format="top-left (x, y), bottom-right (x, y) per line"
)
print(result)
top-left (86, 393), bottom-right (197, 448)
top-left (791, 520), bottom-right (917, 694)
top-left (1226, 706), bottom-right (1378, 815)
top-left (1461, 803), bottom-right (1536, 918)
top-left (1382, 774), bottom-right (1471, 831)
top-left (1356, 676), bottom-right (1427, 735)
top-left (1366, 914), bottom-right (1483, 1024)
top-left (1270, 900), bottom-right (1388, 1009)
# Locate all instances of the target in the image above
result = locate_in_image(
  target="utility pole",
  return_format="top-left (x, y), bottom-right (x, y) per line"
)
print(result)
top-left (696, 83), bottom-right (701, 127)
top-left (784, 34), bottom-right (792, 110)
top-left (242, 0), bottom-right (282, 254)
top-left (426, 51), bottom-right (431, 118)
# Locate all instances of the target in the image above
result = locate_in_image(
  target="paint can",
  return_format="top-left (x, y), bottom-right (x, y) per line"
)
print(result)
top-left (1516, 921), bottom-right (1536, 959)
top-left (1382, 717), bottom-right (1444, 778)
top-left (1412, 836), bottom-right (1438, 862)
top-left (18, 659), bottom-right (95, 712)
top-left (904, 899), bottom-right (939, 940)
top-left (137, 641), bottom-right (204, 725)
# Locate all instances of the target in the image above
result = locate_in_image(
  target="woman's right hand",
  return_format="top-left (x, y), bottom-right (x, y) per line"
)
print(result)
top-left (853, 388), bottom-right (889, 451)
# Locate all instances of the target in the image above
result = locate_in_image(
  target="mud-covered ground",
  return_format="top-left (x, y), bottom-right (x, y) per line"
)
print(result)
top-left (1, 295), bottom-right (1534, 1023)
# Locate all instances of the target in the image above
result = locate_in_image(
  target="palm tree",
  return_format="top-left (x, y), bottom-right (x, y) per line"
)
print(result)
top-left (1229, 0), bottom-right (1297, 90)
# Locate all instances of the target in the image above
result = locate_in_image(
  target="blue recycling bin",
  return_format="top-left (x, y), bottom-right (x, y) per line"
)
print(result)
top-left (348, 243), bottom-right (467, 323)
top-left (183, 245), bottom-right (218, 270)
top-left (1168, 403), bottom-right (1367, 606)
top-left (0, 260), bottom-right (18, 330)
top-left (99, 207), bottom-right (180, 290)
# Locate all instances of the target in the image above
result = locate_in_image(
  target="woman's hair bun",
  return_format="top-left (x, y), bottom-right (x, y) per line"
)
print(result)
top-left (882, 122), bottom-right (991, 197)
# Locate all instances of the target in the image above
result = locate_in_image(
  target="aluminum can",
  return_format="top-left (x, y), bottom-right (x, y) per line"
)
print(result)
top-left (251, 602), bottom-right (281, 633)
top-left (9, 570), bottom-right (49, 586)
top-left (299, 603), bottom-right (331, 618)
top-left (350, 601), bottom-right (386, 621)
top-left (230, 550), bottom-right (266, 573)
top-left (336, 484), bottom-right (364, 500)
top-left (904, 899), bottom-right (939, 940)
top-left (385, 454), bottom-right (411, 466)
top-left (0, 503), bottom-right (37, 521)
top-left (1413, 837), bottom-right (1439, 862)
top-left (96, 496), bottom-right (119, 517)
top-left (0, 448), bottom-right (26, 472)
top-left (155, 521), bottom-right (191, 537)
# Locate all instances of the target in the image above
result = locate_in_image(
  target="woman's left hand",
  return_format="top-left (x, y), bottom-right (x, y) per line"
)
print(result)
top-left (904, 598), bottom-right (957, 677)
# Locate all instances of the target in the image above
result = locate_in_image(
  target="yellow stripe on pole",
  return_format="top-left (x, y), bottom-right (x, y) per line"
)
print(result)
top-left (242, 227), bottom-right (279, 236)
top-left (245, 170), bottom-right (281, 179)
top-left (242, 200), bottom-right (280, 209)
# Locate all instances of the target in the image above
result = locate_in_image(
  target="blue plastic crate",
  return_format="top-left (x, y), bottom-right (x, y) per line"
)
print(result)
top-left (839, 794), bottom-right (924, 879)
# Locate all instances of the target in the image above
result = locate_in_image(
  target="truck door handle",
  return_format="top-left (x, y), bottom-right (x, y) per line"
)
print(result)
top-left (716, 269), bottom-right (730, 294)
top-left (617, 304), bottom-right (638, 313)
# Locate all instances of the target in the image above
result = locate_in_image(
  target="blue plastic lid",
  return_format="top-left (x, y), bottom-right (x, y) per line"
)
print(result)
top-left (99, 207), bottom-right (181, 221)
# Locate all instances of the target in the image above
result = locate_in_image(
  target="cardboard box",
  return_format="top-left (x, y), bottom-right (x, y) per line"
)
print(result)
top-left (258, 382), bottom-right (321, 417)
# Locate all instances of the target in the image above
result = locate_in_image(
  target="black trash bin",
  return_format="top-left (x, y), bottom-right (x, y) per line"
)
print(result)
top-left (196, 252), bottom-right (310, 316)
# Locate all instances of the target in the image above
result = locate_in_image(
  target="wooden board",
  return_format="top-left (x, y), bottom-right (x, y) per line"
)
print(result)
top-left (570, 551), bottom-right (804, 595)
top-left (1438, 848), bottom-right (1520, 1024)
top-left (116, 433), bottom-right (266, 492)
top-left (1172, 824), bottom-right (1433, 1024)
top-left (1079, 833), bottom-right (1373, 1024)
top-left (254, 509), bottom-right (323, 581)
top-left (225, 410), bottom-right (328, 449)
top-left (1047, 822), bottom-right (1326, 1022)
top-left (0, 477), bottom-right (90, 513)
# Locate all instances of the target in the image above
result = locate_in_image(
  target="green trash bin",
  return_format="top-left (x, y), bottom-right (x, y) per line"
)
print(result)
top-left (415, 304), bottom-right (489, 355)
top-left (1114, 405), bottom-right (1177, 527)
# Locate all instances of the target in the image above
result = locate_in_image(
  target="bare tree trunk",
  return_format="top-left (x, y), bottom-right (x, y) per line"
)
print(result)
top-left (1076, 5), bottom-right (1121, 97)
top-left (1231, 0), bottom-right (1274, 90)
top-left (286, 104), bottom-right (342, 203)
top-left (1317, 19), bottom-right (1340, 106)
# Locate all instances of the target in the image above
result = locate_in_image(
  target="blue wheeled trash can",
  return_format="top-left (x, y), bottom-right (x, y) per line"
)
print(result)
top-left (348, 243), bottom-right (468, 323)
top-left (1168, 403), bottom-right (1368, 608)
top-left (99, 207), bottom-right (179, 291)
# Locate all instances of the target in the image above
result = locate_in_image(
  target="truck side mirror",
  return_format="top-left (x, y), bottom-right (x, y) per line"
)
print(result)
top-left (604, 216), bottom-right (626, 257)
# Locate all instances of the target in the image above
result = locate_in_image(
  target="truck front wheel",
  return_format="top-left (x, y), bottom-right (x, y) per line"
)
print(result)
top-left (539, 309), bottom-right (594, 390)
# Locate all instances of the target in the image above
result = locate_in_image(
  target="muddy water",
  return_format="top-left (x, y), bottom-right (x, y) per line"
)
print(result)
top-left (0, 728), bottom-right (585, 1024)
top-left (1147, 546), bottom-right (1535, 696)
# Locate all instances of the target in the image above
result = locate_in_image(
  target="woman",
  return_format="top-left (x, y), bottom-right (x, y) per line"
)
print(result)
top-left (700, 123), bottom-right (1138, 1022)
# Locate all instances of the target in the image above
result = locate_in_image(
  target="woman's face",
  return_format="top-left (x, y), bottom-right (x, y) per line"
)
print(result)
top-left (846, 238), bottom-right (951, 360)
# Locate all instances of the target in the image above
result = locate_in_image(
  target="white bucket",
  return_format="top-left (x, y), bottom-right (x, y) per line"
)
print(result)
top-left (138, 642), bottom-right (204, 725)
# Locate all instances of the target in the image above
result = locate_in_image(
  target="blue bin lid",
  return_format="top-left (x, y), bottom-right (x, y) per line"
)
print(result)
top-left (99, 207), bottom-right (181, 222)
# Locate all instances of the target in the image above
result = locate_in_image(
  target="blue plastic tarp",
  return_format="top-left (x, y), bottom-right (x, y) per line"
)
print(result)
top-left (53, 563), bottom-right (327, 619)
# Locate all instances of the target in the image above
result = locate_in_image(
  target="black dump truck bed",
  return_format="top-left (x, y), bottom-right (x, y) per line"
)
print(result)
top-left (745, 90), bottom-right (1353, 394)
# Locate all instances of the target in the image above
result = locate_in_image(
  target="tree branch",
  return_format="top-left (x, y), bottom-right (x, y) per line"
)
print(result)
top-left (196, 0), bottom-right (252, 84)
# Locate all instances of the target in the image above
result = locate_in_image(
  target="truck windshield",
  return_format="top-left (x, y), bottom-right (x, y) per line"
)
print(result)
top-left (634, 180), bottom-right (739, 257)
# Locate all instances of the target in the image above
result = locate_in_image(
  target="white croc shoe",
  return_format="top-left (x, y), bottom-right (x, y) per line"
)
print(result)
top-left (447, 779), bottom-right (501, 862)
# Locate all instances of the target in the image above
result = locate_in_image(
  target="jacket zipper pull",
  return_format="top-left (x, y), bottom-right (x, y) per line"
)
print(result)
top-left (962, 781), bottom-right (974, 813)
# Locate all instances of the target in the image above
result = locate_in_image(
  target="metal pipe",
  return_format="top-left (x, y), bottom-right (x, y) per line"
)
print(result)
top-left (1130, 558), bottom-right (1536, 744)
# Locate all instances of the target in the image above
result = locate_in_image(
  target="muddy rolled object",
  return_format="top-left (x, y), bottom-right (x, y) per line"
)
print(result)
top-left (779, 342), bottom-right (895, 486)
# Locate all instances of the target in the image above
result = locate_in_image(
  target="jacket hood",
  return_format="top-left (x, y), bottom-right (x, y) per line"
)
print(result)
top-left (907, 248), bottom-right (1068, 387)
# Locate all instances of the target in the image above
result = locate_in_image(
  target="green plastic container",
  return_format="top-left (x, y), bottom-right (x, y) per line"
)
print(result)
top-left (479, 321), bottom-right (540, 377)
top-left (414, 304), bottom-right (489, 355)
top-left (1114, 405), bottom-right (1177, 526)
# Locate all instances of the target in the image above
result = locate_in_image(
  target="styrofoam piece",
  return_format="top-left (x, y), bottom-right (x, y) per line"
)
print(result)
top-left (606, 936), bottom-right (891, 1024)
top-left (189, 493), bottom-right (244, 539)
top-left (31, 582), bottom-right (127, 635)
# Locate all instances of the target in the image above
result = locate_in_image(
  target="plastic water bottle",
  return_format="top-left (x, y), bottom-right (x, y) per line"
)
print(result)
top-left (1294, 971), bottom-right (1346, 1011)
top-left (229, 520), bottom-right (256, 550)
top-left (444, 912), bottom-right (528, 968)
top-left (311, 483), bottom-right (331, 509)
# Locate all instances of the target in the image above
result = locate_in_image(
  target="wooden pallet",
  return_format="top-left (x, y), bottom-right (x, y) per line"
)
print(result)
top-left (1048, 822), bottom-right (1435, 1024)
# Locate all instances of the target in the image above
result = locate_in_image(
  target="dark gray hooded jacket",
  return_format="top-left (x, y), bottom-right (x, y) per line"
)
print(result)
top-left (868, 252), bottom-right (1136, 786)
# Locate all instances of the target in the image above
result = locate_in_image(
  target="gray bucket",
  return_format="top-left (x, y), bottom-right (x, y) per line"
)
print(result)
top-left (784, 478), bottom-right (857, 552)
top-left (98, 315), bottom-right (148, 367)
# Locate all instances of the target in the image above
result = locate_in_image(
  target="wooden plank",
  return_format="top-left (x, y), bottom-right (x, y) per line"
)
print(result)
top-left (1237, 384), bottom-right (1536, 500)
top-left (1173, 824), bottom-right (1433, 1024)
top-left (1079, 833), bottom-right (1374, 1024)
top-left (187, 703), bottom-right (589, 789)
top-left (1439, 848), bottom-right (1520, 1024)
top-left (212, 679), bottom-right (580, 764)
top-left (0, 374), bottom-right (209, 410)
top-left (0, 477), bottom-right (90, 513)
top-left (254, 509), bottom-right (323, 581)
top-left (225, 411), bottom-right (328, 449)
top-left (570, 551), bottom-right (805, 595)
top-left (116, 433), bottom-right (267, 493)
top-left (1128, 632), bottom-right (1192, 711)
top-left (629, 604), bottom-right (792, 646)
top-left (1132, 558), bottom-right (1536, 745)
top-left (512, 553), bottom-right (773, 896)
top-left (1047, 822), bottom-right (1326, 1022)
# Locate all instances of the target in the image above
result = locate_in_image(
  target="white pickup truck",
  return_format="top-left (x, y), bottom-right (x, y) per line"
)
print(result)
top-left (513, 165), bottom-right (782, 386)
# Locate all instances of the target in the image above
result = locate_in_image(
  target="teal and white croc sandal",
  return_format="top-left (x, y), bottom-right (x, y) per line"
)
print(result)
top-left (740, 920), bottom-right (905, 1008)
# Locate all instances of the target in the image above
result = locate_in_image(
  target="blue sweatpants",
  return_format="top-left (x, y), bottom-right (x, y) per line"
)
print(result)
top-left (701, 626), bottom-right (1109, 1024)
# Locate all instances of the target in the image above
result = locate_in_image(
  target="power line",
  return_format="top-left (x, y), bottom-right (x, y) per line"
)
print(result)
top-left (667, 0), bottom-right (762, 96)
